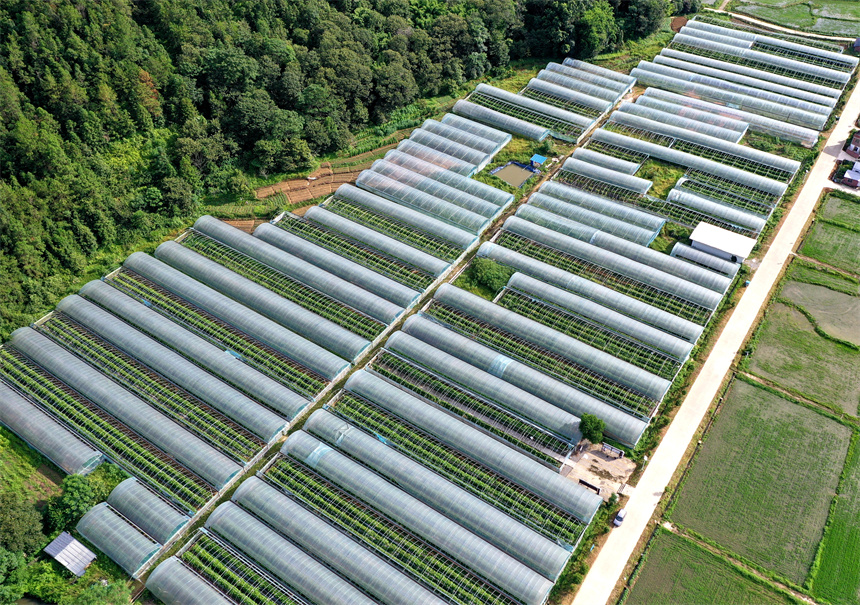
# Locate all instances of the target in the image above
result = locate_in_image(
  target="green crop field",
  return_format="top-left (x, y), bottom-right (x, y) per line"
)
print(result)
top-left (670, 380), bottom-right (852, 584)
top-left (626, 529), bottom-right (798, 605)
top-left (818, 193), bottom-right (860, 232)
top-left (748, 303), bottom-right (860, 415)
top-left (810, 434), bottom-right (860, 605)
top-left (801, 221), bottom-right (860, 277)
top-left (786, 261), bottom-right (859, 296)
top-left (733, 0), bottom-right (860, 33)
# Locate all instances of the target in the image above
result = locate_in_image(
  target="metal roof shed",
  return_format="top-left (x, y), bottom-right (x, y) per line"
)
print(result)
top-left (44, 532), bottom-right (96, 577)
top-left (690, 222), bottom-right (756, 262)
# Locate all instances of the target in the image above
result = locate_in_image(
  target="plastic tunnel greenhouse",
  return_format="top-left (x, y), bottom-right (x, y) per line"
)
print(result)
top-left (631, 65), bottom-right (829, 131)
top-left (76, 503), bottom-right (161, 576)
top-left (396, 139), bottom-right (477, 176)
top-left (452, 100), bottom-right (551, 141)
top-left (670, 33), bottom-right (851, 86)
top-left (354, 170), bottom-right (491, 234)
top-left (421, 119), bottom-right (505, 157)
top-left (408, 128), bottom-right (490, 168)
top-left (517, 202), bottom-right (657, 247)
top-left (571, 148), bottom-right (641, 174)
top-left (507, 273), bottom-right (694, 361)
top-left (473, 84), bottom-right (593, 130)
top-left (357, 162), bottom-right (501, 218)
top-left (192, 215), bottom-right (404, 324)
top-left (9, 327), bottom-right (240, 489)
top-left (562, 58), bottom-right (637, 85)
top-left (381, 150), bottom-right (513, 207)
top-left (232, 476), bottom-right (447, 605)
top-left (658, 47), bottom-right (841, 98)
top-left (684, 20), bottom-right (859, 69)
top-left (668, 187), bottom-right (768, 232)
top-left (615, 103), bottom-right (745, 143)
top-left (303, 409), bottom-right (570, 578)
top-left (304, 207), bottom-right (452, 275)
top-left (672, 243), bottom-right (741, 277)
top-left (652, 55), bottom-right (837, 107)
top-left (477, 243), bottom-right (704, 344)
top-left (440, 113), bottom-right (513, 146)
top-left (536, 68), bottom-right (619, 103)
top-left (119, 251), bottom-right (349, 382)
top-left (107, 478), bottom-right (190, 545)
top-left (525, 78), bottom-right (611, 115)
top-left (501, 218), bottom-right (724, 310)
top-left (255, 221), bottom-right (422, 309)
top-left (545, 62), bottom-right (630, 95)
top-left (606, 111), bottom-right (801, 177)
top-left (146, 557), bottom-right (233, 605)
top-left (640, 88), bottom-right (819, 147)
top-left (205, 502), bottom-right (379, 605)
top-left (434, 284), bottom-right (672, 399)
top-left (560, 158), bottom-right (653, 195)
top-left (633, 95), bottom-right (750, 134)
top-left (590, 231), bottom-right (732, 293)
top-left (281, 430), bottom-right (555, 605)
top-left (0, 380), bottom-right (103, 475)
top-left (345, 368), bottom-right (607, 517)
top-left (591, 129), bottom-right (788, 197)
top-left (155, 241), bottom-right (369, 362)
top-left (538, 181), bottom-right (665, 231)
top-left (48, 295), bottom-right (288, 442)
top-left (384, 331), bottom-right (581, 440)
top-left (77, 280), bottom-right (316, 419)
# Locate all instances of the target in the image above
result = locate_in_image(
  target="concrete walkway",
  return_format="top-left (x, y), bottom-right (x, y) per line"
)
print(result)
top-left (571, 78), bottom-right (860, 605)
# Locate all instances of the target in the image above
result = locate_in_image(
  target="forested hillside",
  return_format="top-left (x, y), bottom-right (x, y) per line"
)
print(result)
top-left (0, 0), bottom-right (686, 339)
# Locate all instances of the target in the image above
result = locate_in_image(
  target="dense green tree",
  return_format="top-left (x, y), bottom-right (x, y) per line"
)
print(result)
top-left (45, 475), bottom-right (95, 533)
top-left (580, 414), bottom-right (606, 444)
top-left (0, 548), bottom-right (25, 605)
top-left (627, 0), bottom-right (670, 37)
top-left (0, 492), bottom-right (44, 555)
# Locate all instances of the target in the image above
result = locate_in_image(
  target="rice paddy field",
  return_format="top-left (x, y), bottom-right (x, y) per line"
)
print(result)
top-left (732, 0), bottom-right (860, 35)
top-left (747, 302), bottom-right (860, 415)
top-left (625, 530), bottom-right (798, 605)
top-left (669, 379), bottom-right (851, 585)
top-left (810, 433), bottom-right (860, 605)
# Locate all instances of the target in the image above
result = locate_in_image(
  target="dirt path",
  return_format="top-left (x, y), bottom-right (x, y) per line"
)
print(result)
top-left (571, 73), bottom-right (860, 605)
top-left (705, 8), bottom-right (856, 42)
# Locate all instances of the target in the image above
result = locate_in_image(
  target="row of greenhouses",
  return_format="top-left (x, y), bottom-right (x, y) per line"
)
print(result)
top-left (76, 478), bottom-right (190, 577)
top-left (147, 373), bottom-right (604, 605)
top-left (270, 114), bottom-right (516, 294)
top-left (631, 17), bottom-right (856, 139)
top-left (455, 59), bottom-right (635, 142)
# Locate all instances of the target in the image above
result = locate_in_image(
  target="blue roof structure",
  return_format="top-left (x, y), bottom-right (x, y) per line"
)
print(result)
top-left (531, 154), bottom-right (548, 165)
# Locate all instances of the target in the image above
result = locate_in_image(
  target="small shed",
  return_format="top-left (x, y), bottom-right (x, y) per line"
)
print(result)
top-left (530, 154), bottom-right (547, 168)
top-left (854, 37), bottom-right (860, 52)
top-left (44, 532), bottom-right (97, 577)
top-left (690, 222), bottom-right (756, 263)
